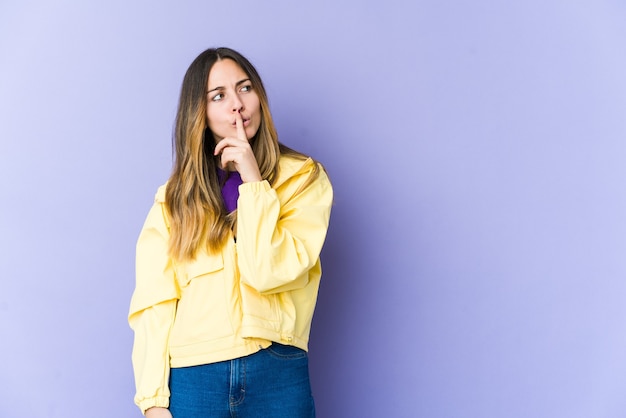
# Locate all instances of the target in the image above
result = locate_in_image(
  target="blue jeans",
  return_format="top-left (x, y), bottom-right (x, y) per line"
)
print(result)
top-left (169, 343), bottom-right (315, 418)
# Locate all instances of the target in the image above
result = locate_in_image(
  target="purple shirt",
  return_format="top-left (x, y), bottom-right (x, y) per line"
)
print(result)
top-left (217, 169), bottom-right (243, 212)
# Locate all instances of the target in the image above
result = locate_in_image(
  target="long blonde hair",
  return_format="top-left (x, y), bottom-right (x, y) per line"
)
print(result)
top-left (165, 47), bottom-right (317, 261)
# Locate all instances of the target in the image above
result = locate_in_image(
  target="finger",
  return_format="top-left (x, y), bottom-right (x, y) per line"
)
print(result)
top-left (221, 151), bottom-right (240, 172)
top-left (214, 137), bottom-right (237, 156)
top-left (214, 139), bottom-right (225, 156)
top-left (235, 111), bottom-right (246, 141)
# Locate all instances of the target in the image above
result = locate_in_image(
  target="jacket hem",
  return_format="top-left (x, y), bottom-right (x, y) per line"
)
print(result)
top-left (169, 337), bottom-right (271, 368)
top-left (240, 325), bottom-right (309, 351)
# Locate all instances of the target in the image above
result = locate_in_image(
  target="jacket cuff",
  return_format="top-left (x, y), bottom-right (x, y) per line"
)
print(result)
top-left (238, 180), bottom-right (270, 193)
top-left (139, 396), bottom-right (169, 415)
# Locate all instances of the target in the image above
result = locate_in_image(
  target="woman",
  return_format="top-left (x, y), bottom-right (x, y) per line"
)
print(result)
top-left (128, 47), bottom-right (333, 418)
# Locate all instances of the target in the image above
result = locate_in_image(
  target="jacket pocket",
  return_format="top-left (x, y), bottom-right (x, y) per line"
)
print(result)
top-left (170, 252), bottom-right (234, 346)
top-left (176, 252), bottom-right (224, 287)
top-left (240, 282), bottom-right (281, 330)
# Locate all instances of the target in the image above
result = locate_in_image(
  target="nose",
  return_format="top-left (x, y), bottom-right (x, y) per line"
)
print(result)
top-left (231, 94), bottom-right (244, 113)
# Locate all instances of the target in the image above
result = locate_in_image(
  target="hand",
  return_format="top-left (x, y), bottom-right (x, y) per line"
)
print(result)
top-left (145, 407), bottom-right (172, 418)
top-left (213, 112), bottom-right (262, 183)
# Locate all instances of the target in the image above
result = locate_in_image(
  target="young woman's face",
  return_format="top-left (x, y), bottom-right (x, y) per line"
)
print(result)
top-left (206, 58), bottom-right (261, 143)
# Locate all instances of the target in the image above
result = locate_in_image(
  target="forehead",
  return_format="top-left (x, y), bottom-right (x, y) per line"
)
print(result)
top-left (207, 59), bottom-right (248, 88)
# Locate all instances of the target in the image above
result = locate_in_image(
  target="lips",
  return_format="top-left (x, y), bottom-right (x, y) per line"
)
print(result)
top-left (232, 117), bottom-right (250, 127)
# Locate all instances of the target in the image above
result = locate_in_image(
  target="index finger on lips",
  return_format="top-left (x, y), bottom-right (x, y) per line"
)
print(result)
top-left (235, 112), bottom-right (246, 142)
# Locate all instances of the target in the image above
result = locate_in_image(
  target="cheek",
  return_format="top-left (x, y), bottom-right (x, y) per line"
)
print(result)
top-left (251, 99), bottom-right (262, 122)
top-left (247, 94), bottom-right (261, 113)
top-left (206, 107), bottom-right (219, 129)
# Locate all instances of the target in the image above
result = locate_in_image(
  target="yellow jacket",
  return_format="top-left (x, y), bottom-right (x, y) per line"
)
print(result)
top-left (128, 156), bottom-right (333, 413)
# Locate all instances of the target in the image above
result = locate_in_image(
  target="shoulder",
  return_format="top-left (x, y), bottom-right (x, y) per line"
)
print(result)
top-left (154, 183), bottom-right (168, 203)
top-left (278, 154), bottom-right (313, 173)
top-left (276, 155), bottom-right (328, 187)
top-left (138, 183), bottom-right (171, 234)
top-left (273, 156), bottom-right (332, 206)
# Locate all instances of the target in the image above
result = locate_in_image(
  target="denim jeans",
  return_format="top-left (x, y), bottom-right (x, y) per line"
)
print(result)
top-left (169, 343), bottom-right (315, 418)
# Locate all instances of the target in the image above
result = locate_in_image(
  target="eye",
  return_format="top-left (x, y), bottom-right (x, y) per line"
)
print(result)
top-left (211, 93), bottom-right (224, 102)
top-left (240, 84), bottom-right (252, 93)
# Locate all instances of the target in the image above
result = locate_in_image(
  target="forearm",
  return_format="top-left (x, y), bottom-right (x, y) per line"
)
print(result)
top-left (236, 172), bottom-right (332, 293)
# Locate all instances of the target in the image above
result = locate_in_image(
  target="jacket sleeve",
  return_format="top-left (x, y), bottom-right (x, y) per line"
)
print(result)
top-left (128, 193), bottom-right (179, 414)
top-left (236, 161), bottom-right (333, 294)
top-left (129, 301), bottom-right (176, 413)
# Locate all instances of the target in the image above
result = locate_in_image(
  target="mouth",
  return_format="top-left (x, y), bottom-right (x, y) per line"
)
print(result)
top-left (233, 117), bottom-right (251, 127)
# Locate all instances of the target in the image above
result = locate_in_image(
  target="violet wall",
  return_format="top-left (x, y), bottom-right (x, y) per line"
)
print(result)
top-left (1, 1), bottom-right (625, 417)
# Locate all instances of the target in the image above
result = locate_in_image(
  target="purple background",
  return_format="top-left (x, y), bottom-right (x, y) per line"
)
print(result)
top-left (1, 1), bottom-right (625, 417)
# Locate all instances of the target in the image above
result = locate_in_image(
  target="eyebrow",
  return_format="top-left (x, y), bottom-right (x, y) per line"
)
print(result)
top-left (207, 78), bottom-right (251, 94)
